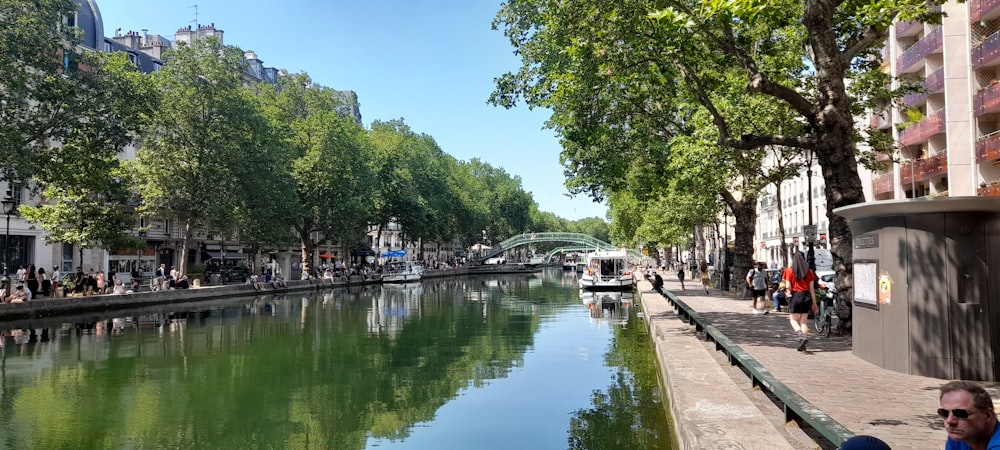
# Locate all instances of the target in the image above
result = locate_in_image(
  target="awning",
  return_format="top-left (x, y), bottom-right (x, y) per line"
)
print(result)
top-left (206, 251), bottom-right (247, 260)
top-left (381, 250), bottom-right (407, 258)
top-left (319, 252), bottom-right (335, 259)
top-left (351, 248), bottom-right (376, 256)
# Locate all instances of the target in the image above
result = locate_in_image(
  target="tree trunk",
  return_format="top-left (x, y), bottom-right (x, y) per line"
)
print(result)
top-left (180, 221), bottom-right (193, 276)
top-left (299, 228), bottom-right (314, 280)
top-left (804, 0), bottom-right (868, 308)
top-left (775, 183), bottom-right (789, 269)
top-left (730, 193), bottom-right (758, 293)
top-left (816, 137), bottom-right (864, 308)
top-left (694, 225), bottom-right (705, 264)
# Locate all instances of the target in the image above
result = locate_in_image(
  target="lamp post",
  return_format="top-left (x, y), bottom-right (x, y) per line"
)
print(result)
top-left (805, 151), bottom-right (816, 271)
top-left (2, 195), bottom-right (15, 298)
top-left (721, 209), bottom-right (730, 291)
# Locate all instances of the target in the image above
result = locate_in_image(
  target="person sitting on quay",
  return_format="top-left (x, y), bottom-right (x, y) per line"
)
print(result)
top-left (247, 273), bottom-right (264, 290)
top-left (8, 285), bottom-right (29, 303)
top-left (112, 279), bottom-right (128, 295)
top-left (939, 380), bottom-right (1000, 450)
top-left (270, 274), bottom-right (287, 289)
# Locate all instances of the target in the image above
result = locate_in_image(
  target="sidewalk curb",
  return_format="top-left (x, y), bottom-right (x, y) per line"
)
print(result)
top-left (639, 286), bottom-right (796, 449)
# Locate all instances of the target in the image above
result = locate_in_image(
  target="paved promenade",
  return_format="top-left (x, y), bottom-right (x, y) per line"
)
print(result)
top-left (637, 273), bottom-right (991, 450)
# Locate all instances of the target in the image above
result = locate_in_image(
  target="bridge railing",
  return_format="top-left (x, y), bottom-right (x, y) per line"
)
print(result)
top-left (481, 232), bottom-right (642, 263)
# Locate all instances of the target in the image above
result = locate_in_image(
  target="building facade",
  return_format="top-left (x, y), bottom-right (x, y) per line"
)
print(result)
top-left (2, 0), bottom-right (370, 283)
top-left (869, 1), bottom-right (1000, 200)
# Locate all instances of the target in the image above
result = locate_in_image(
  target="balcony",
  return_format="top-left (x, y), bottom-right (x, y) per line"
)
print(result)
top-left (895, 20), bottom-right (922, 38)
top-left (916, 152), bottom-right (948, 181)
top-left (976, 131), bottom-right (1000, 163)
top-left (975, 81), bottom-right (1000, 116)
top-left (902, 67), bottom-right (945, 107)
top-left (899, 110), bottom-right (947, 147)
top-left (971, 0), bottom-right (1000, 24)
top-left (978, 183), bottom-right (1000, 197)
top-left (900, 161), bottom-right (914, 187)
top-left (973, 30), bottom-right (1000, 70)
top-left (873, 172), bottom-right (894, 196)
top-left (897, 27), bottom-right (943, 73)
top-left (869, 111), bottom-right (891, 129)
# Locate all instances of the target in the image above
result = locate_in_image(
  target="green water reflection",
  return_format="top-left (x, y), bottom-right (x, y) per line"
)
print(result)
top-left (0, 269), bottom-right (675, 449)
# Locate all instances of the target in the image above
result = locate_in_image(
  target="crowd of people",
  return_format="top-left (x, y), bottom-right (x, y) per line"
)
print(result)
top-left (1, 264), bottom-right (150, 303)
top-left (0, 264), bottom-right (59, 303)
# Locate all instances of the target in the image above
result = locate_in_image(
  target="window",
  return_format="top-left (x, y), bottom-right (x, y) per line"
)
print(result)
top-left (8, 185), bottom-right (23, 211)
top-left (62, 243), bottom-right (74, 273)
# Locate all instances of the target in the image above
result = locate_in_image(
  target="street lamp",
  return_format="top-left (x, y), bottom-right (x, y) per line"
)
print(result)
top-left (2, 194), bottom-right (15, 298)
top-left (2, 195), bottom-right (15, 273)
top-left (721, 208), bottom-right (731, 291)
top-left (805, 151), bottom-right (816, 271)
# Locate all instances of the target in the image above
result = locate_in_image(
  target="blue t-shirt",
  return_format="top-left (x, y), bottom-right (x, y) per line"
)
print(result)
top-left (945, 422), bottom-right (1000, 449)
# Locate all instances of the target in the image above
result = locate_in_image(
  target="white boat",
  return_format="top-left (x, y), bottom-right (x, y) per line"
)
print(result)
top-left (562, 254), bottom-right (579, 271)
top-left (578, 250), bottom-right (636, 291)
top-left (380, 250), bottom-right (423, 283)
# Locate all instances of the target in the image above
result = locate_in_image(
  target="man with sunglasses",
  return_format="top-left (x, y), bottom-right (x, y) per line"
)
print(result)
top-left (940, 380), bottom-right (1000, 449)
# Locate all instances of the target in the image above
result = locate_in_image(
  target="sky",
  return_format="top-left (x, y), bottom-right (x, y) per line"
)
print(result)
top-left (93, 0), bottom-right (609, 222)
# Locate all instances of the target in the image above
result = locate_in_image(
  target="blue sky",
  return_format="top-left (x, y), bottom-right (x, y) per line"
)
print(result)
top-left (93, 0), bottom-right (609, 222)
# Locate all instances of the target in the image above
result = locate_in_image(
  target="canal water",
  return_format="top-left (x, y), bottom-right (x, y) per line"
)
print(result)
top-left (0, 268), bottom-right (675, 449)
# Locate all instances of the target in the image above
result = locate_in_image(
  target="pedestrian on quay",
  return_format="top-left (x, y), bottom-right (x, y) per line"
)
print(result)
top-left (38, 267), bottom-right (50, 297)
top-left (746, 261), bottom-right (769, 314)
top-left (51, 266), bottom-right (60, 297)
top-left (676, 265), bottom-right (686, 291)
top-left (96, 271), bottom-right (107, 295)
top-left (25, 265), bottom-right (38, 299)
top-left (698, 261), bottom-right (710, 295)
top-left (782, 251), bottom-right (817, 352)
top-left (939, 380), bottom-right (1000, 450)
top-left (652, 271), bottom-right (664, 295)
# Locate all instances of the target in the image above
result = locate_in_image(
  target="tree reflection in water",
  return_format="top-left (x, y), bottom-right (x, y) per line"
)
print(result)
top-left (568, 306), bottom-right (677, 450)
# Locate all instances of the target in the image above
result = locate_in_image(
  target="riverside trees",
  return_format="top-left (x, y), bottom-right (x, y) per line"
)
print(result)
top-left (491, 0), bottom-right (944, 302)
top-left (132, 37), bottom-right (281, 276)
top-left (2, 0), bottom-right (156, 258)
top-left (4, 0), bottom-right (603, 273)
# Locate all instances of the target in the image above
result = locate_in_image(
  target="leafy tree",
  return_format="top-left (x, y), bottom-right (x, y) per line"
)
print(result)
top-left (256, 73), bottom-right (373, 276)
top-left (0, 0), bottom-right (92, 183)
top-left (132, 37), bottom-right (276, 275)
top-left (20, 52), bottom-right (157, 261)
top-left (492, 0), bottom-right (944, 302)
top-left (568, 217), bottom-right (610, 244)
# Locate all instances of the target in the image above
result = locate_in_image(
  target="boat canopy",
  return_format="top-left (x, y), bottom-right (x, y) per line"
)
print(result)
top-left (381, 250), bottom-right (407, 258)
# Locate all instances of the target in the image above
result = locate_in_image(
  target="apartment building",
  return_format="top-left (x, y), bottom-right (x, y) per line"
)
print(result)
top-left (2, 0), bottom-right (368, 281)
top-left (869, 1), bottom-right (1000, 199)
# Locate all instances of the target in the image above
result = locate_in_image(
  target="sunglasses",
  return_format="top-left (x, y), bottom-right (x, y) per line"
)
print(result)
top-left (938, 408), bottom-right (974, 419)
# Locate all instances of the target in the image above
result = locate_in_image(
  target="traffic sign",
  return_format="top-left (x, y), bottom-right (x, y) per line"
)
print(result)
top-left (804, 224), bottom-right (817, 243)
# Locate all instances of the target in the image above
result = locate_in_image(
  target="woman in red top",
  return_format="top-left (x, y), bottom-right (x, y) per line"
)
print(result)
top-left (781, 251), bottom-right (818, 352)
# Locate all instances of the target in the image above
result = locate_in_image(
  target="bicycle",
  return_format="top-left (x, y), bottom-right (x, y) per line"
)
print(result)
top-left (813, 284), bottom-right (843, 337)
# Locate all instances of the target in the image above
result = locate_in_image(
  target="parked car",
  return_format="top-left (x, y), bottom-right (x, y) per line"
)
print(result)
top-left (206, 266), bottom-right (251, 283)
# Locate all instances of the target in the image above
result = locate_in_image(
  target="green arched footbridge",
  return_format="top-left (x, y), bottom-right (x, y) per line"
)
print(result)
top-left (480, 232), bottom-right (644, 263)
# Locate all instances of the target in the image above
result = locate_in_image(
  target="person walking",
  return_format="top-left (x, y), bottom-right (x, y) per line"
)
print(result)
top-left (746, 261), bottom-right (769, 314)
top-left (676, 265), bottom-right (686, 291)
top-left (699, 261), bottom-right (710, 295)
top-left (782, 251), bottom-right (817, 351)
